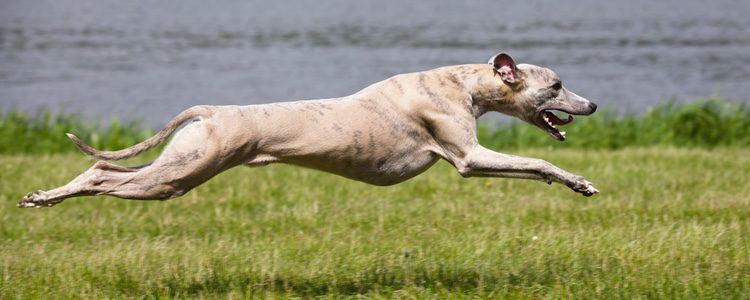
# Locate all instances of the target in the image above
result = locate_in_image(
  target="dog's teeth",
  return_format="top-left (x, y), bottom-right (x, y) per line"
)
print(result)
top-left (560, 131), bottom-right (566, 137)
top-left (543, 115), bottom-right (553, 127)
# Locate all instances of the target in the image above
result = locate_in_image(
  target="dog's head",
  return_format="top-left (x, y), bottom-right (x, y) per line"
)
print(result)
top-left (488, 53), bottom-right (597, 141)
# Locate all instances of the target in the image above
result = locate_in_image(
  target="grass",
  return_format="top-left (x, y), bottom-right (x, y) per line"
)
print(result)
top-left (1, 148), bottom-right (749, 298)
top-left (1, 98), bottom-right (749, 155)
top-left (0, 111), bottom-right (155, 155)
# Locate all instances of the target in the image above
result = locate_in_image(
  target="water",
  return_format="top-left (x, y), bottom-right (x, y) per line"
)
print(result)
top-left (1, 0), bottom-right (749, 126)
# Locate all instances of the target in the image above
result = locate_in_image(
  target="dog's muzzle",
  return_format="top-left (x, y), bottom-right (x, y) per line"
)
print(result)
top-left (535, 98), bottom-right (597, 142)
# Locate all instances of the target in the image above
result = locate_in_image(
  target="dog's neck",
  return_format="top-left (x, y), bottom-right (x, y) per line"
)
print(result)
top-left (446, 64), bottom-right (527, 120)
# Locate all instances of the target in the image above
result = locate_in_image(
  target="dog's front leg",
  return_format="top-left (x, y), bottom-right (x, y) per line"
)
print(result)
top-left (455, 146), bottom-right (599, 196)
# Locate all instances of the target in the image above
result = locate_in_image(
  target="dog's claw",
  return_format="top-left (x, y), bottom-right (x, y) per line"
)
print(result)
top-left (17, 191), bottom-right (62, 208)
top-left (572, 179), bottom-right (599, 197)
top-left (18, 191), bottom-right (42, 208)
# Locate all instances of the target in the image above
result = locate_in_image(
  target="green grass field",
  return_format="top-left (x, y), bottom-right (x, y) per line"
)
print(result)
top-left (2, 148), bottom-right (749, 299)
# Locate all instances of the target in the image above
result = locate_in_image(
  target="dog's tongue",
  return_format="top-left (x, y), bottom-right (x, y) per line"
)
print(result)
top-left (557, 114), bottom-right (573, 125)
top-left (546, 112), bottom-right (574, 125)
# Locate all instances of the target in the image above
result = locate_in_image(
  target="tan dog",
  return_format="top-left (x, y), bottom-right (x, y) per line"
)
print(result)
top-left (18, 52), bottom-right (599, 208)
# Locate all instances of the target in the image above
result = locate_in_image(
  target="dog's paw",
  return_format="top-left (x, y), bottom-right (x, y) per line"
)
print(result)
top-left (17, 191), bottom-right (62, 208)
top-left (571, 179), bottom-right (599, 197)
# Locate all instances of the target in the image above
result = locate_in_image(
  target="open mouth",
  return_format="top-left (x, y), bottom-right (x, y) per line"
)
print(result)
top-left (536, 109), bottom-right (574, 141)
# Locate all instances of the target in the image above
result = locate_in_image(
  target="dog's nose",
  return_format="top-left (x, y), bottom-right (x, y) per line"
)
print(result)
top-left (589, 102), bottom-right (598, 113)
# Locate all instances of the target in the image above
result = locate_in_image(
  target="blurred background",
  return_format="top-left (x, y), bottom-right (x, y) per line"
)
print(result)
top-left (1, 0), bottom-right (749, 126)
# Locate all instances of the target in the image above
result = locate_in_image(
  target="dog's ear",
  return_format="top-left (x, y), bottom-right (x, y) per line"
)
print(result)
top-left (489, 53), bottom-right (520, 84)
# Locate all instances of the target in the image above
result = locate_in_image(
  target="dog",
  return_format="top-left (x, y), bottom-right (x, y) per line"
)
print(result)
top-left (18, 52), bottom-right (599, 208)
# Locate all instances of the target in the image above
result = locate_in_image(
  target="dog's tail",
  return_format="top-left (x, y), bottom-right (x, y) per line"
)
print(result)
top-left (66, 106), bottom-right (213, 161)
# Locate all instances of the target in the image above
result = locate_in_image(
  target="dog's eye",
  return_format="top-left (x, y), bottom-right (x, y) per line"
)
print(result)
top-left (551, 81), bottom-right (562, 90)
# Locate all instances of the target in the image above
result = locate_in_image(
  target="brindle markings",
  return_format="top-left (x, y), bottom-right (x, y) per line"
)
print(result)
top-left (377, 87), bottom-right (395, 103)
top-left (497, 83), bottom-right (518, 106)
top-left (357, 98), bottom-right (403, 138)
top-left (388, 77), bottom-right (405, 95)
top-left (357, 96), bottom-right (426, 142)
top-left (417, 73), bottom-right (450, 113)
top-left (303, 102), bottom-right (326, 116)
top-left (438, 71), bottom-right (476, 136)
top-left (436, 75), bottom-right (447, 88)
top-left (537, 88), bottom-right (559, 104)
top-left (369, 89), bottom-right (403, 137)
top-left (351, 130), bottom-right (363, 155)
top-left (162, 149), bottom-right (204, 168)
top-left (331, 122), bottom-right (343, 132)
top-left (368, 132), bottom-right (376, 153)
top-left (455, 65), bottom-right (478, 76)
top-left (412, 71), bottom-right (477, 146)
top-left (475, 84), bottom-right (509, 107)
top-left (301, 105), bottom-right (321, 123)
top-left (204, 125), bottom-right (215, 142)
top-left (316, 101), bottom-right (335, 111)
top-left (446, 73), bottom-right (465, 90)
top-left (375, 158), bottom-right (387, 170)
top-left (525, 67), bottom-right (558, 85)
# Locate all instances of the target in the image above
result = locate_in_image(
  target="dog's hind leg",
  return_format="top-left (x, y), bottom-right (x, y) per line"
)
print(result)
top-left (18, 119), bottom-right (238, 208)
top-left (18, 161), bottom-right (148, 207)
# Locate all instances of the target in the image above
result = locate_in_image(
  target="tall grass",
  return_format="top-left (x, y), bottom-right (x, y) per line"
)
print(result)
top-left (1, 98), bottom-right (748, 154)
top-left (0, 111), bottom-right (154, 154)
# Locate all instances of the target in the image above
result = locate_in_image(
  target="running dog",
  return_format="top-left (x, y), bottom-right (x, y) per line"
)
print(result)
top-left (19, 52), bottom-right (599, 208)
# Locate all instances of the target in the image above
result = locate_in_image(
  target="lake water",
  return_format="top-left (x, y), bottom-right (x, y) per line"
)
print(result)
top-left (1, 0), bottom-right (749, 126)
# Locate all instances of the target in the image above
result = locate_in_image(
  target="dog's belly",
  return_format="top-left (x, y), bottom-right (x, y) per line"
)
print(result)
top-left (282, 150), bottom-right (440, 186)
